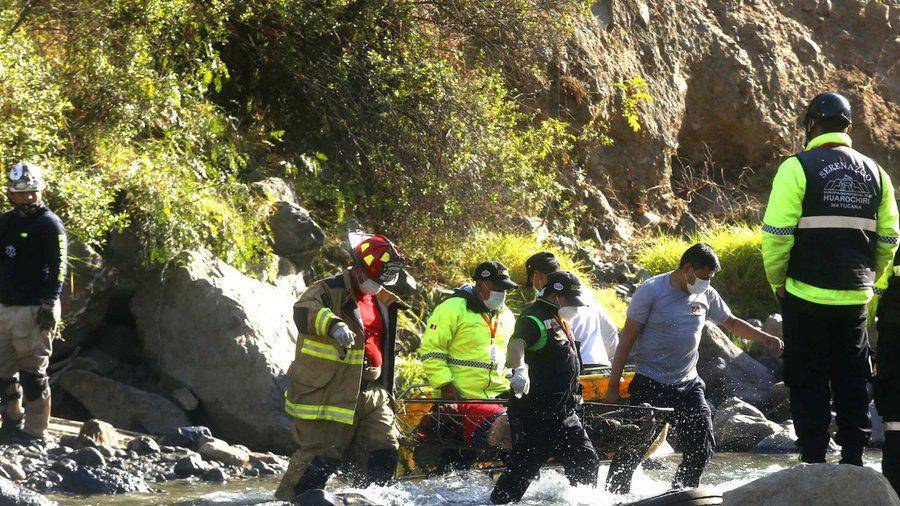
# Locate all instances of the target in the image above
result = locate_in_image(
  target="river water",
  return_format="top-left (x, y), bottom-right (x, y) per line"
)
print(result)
top-left (49, 451), bottom-right (884, 505)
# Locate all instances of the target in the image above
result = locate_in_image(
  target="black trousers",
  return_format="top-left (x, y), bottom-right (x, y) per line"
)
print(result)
top-left (876, 319), bottom-right (900, 494)
top-left (781, 293), bottom-right (871, 464)
top-left (491, 413), bottom-right (599, 504)
top-left (605, 375), bottom-right (714, 494)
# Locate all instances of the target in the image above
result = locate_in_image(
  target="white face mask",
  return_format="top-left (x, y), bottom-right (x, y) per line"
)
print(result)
top-left (686, 268), bottom-right (710, 295)
top-left (558, 306), bottom-right (578, 322)
top-left (360, 278), bottom-right (383, 295)
top-left (485, 290), bottom-right (506, 310)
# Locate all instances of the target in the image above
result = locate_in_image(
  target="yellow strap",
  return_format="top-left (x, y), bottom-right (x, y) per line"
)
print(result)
top-left (284, 395), bottom-right (355, 425)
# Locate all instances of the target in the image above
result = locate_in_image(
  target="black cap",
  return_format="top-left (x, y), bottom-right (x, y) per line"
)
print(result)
top-left (542, 270), bottom-right (588, 307)
top-left (803, 92), bottom-right (852, 129)
top-left (525, 252), bottom-right (560, 277)
top-left (472, 261), bottom-right (518, 290)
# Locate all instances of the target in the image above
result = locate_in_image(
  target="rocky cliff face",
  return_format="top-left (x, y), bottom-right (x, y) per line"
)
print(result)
top-left (557, 0), bottom-right (897, 217)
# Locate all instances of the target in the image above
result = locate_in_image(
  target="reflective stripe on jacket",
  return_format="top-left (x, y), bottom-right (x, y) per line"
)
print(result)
top-left (420, 294), bottom-right (514, 399)
top-left (285, 270), bottom-right (407, 424)
top-left (762, 132), bottom-right (899, 305)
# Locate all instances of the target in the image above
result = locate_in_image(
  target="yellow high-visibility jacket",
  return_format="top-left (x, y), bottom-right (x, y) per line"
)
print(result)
top-left (420, 287), bottom-right (514, 399)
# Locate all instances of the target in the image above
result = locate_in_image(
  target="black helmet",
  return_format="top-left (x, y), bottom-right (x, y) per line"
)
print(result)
top-left (803, 92), bottom-right (852, 131)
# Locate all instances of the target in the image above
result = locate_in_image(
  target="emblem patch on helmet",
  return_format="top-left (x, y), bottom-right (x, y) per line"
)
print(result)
top-left (5, 245), bottom-right (16, 258)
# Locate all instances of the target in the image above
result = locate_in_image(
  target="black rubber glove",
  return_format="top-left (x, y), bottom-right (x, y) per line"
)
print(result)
top-left (35, 304), bottom-right (56, 332)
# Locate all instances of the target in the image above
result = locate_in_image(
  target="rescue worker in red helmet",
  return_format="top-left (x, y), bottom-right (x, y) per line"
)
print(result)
top-left (275, 233), bottom-right (409, 502)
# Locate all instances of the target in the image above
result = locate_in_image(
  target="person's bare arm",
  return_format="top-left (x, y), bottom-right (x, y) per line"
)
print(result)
top-left (603, 317), bottom-right (644, 403)
top-left (720, 316), bottom-right (784, 351)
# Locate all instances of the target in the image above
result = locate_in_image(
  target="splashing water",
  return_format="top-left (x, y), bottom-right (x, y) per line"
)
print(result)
top-left (51, 451), bottom-right (883, 505)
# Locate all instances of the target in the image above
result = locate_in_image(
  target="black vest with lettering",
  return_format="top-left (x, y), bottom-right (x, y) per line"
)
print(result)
top-left (507, 300), bottom-right (580, 420)
top-left (878, 249), bottom-right (900, 325)
top-left (786, 145), bottom-right (882, 290)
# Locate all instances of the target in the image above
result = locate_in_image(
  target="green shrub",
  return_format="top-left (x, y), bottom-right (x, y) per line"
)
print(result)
top-left (636, 224), bottom-right (776, 319)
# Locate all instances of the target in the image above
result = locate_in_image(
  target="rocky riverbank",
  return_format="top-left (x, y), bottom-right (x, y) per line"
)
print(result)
top-left (0, 418), bottom-right (287, 501)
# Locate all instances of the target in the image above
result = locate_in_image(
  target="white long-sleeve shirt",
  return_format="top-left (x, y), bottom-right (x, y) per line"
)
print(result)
top-left (569, 291), bottom-right (619, 366)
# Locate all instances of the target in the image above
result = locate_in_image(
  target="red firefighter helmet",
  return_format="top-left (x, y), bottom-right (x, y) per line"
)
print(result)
top-left (350, 232), bottom-right (404, 286)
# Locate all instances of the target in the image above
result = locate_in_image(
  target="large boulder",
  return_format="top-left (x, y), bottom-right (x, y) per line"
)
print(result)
top-left (131, 249), bottom-right (296, 452)
top-left (722, 463), bottom-right (900, 506)
top-left (59, 370), bottom-right (190, 436)
top-left (251, 177), bottom-right (297, 205)
top-left (268, 202), bottom-right (325, 270)
top-left (697, 322), bottom-right (776, 409)
top-left (713, 397), bottom-right (784, 452)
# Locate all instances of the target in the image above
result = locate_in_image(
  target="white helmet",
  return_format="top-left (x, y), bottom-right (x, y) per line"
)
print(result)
top-left (7, 162), bottom-right (46, 193)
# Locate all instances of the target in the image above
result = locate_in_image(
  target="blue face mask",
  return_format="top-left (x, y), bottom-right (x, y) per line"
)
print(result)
top-left (534, 288), bottom-right (543, 298)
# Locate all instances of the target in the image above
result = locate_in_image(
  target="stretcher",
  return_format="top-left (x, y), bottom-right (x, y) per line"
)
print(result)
top-left (394, 367), bottom-right (674, 479)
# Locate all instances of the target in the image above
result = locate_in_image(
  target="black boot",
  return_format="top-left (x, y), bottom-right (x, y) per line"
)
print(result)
top-left (293, 456), bottom-right (341, 497)
top-left (839, 445), bottom-right (864, 466)
top-left (364, 448), bottom-right (399, 486)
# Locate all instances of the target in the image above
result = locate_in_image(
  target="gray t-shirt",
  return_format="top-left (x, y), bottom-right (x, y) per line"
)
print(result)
top-left (626, 272), bottom-right (733, 385)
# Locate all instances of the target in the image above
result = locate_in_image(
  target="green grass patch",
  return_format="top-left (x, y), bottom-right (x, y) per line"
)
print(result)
top-left (636, 224), bottom-right (776, 320)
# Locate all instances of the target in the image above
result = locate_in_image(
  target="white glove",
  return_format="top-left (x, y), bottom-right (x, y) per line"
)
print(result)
top-left (331, 323), bottom-right (356, 348)
top-left (508, 365), bottom-right (530, 398)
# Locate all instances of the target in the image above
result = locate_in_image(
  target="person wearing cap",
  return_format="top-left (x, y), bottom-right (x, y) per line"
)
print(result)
top-left (276, 233), bottom-right (409, 502)
top-left (603, 244), bottom-right (782, 493)
top-left (419, 261), bottom-right (517, 472)
top-left (420, 261), bottom-right (517, 401)
top-left (491, 270), bottom-right (600, 504)
top-left (0, 162), bottom-right (66, 442)
top-left (526, 251), bottom-right (619, 369)
top-left (762, 92), bottom-right (899, 466)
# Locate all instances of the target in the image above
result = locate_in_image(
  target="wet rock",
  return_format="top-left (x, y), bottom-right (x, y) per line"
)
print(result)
top-left (203, 467), bottom-right (227, 482)
top-left (161, 426), bottom-right (212, 449)
top-left (698, 322), bottom-right (776, 408)
top-left (0, 459), bottom-right (26, 481)
top-left (244, 467), bottom-right (260, 477)
top-left (127, 436), bottom-right (161, 455)
top-left (268, 202), bottom-right (325, 270)
top-left (132, 250), bottom-right (296, 452)
top-left (252, 461), bottom-right (275, 476)
top-left (722, 463), bottom-right (900, 505)
top-left (714, 398), bottom-right (785, 452)
top-left (59, 466), bottom-right (151, 495)
top-left (78, 419), bottom-right (119, 448)
top-left (715, 413), bottom-right (783, 452)
top-left (73, 447), bottom-right (106, 467)
top-left (60, 370), bottom-right (190, 436)
top-left (0, 476), bottom-right (54, 505)
top-left (801, 0), bottom-right (817, 12)
top-left (173, 455), bottom-right (213, 477)
top-left (198, 439), bottom-right (250, 467)
top-left (754, 428), bottom-right (797, 454)
top-left (97, 446), bottom-right (116, 459)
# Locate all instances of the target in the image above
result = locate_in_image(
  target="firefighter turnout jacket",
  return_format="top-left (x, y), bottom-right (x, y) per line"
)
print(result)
top-left (285, 270), bottom-right (408, 425)
top-left (420, 286), bottom-right (514, 399)
top-left (762, 132), bottom-right (899, 305)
